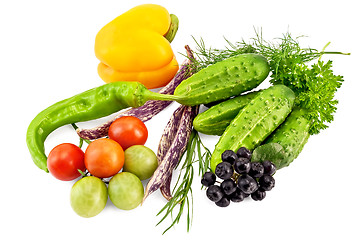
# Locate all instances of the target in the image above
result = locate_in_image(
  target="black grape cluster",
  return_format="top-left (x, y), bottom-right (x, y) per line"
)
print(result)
top-left (201, 147), bottom-right (277, 207)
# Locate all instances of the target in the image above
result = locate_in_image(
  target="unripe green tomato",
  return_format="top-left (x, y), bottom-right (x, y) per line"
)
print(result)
top-left (108, 172), bottom-right (144, 210)
top-left (70, 176), bottom-right (108, 218)
top-left (123, 145), bottom-right (158, 180)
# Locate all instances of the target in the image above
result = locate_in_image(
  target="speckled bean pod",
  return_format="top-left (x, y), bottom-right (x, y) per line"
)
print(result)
top-left (142, 104), bottom-right (199, 203)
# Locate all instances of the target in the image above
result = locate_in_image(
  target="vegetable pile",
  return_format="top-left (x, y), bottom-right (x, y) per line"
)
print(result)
top-left (25, 3), bottom-right (349, 234)
top-left (51, 116), bottom-right (157, 217)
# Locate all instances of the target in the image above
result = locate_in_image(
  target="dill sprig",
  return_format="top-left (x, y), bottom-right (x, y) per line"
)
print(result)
top-left (189, 36), bottom-right (255, 73)
top-left (188, 30), bottom-right (349, 135)
top-left (156, 130), bottom-right (211, 234)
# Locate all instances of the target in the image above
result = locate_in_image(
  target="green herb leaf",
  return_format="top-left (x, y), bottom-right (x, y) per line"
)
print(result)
top-left (296, 60), bottom-right (344, 134)
top-left (251, 143), bottom-right (286, 169)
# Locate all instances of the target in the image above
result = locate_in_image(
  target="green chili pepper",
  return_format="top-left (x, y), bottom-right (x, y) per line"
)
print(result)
top-left (26, 81), bottom-right (181, 172)
top-left (27, 53), bottom-right (271, 173)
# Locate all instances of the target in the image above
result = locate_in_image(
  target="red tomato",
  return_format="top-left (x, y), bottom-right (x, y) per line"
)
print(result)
top-left (47, 143), bottom-right (85, 181)
top-left (108, 116), bottom-right (148, 150)
top-left (84, 138), bottom-right (124, 178)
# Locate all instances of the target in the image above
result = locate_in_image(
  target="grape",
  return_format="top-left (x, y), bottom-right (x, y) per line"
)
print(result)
top-left (230, 188), bottom-right (249, 202)
top-left (221, 150), bottom-right (238, 165)
top-left (259, 175), bottom-right (275, 191)
top-left (251, 189), bottom-right (266, 201)
top-left (236, 147), bottom-right (252, 160)
top-left (206, 185), bottom-right (224, 202)
top-left (237, 174), bottom-right (258, 194)
top-left (263, 160), bottom-right (277, 176)
top-left (108, 172), bottom-right (144, 210)
top-left (215, 197), bottom-right (230, 207)
top-left (201, 172), bottom-right (216, 187)
top-left (220, 179), bottom-right (237, 195)
top-left (70, 176), bottom-right (108, 218)
top-left (248, 162), bottom-right (264, 178)
top-left (215, 162), bottom-right (234, 180)
top-left (234, 157), bottom-right (251, 174)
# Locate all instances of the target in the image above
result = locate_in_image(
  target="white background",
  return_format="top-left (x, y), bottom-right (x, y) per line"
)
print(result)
top-left (1, 0), bottom-right (360, 239)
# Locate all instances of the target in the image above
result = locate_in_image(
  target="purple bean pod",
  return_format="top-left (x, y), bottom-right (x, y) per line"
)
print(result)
top-left (76, 46), bottom-right (193, 140)
top-left (157, 103), bottom-right (190, 201)
top-left (160, 177), bottom-right (173, 201)
top-left (142, 104), bottom-right (199, 203)
top-left (160, 105), bottom-right (199, 200)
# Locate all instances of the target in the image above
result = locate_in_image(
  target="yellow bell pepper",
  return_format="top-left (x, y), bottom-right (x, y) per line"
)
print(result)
top-left (94, 4), bottom-right (179, 89)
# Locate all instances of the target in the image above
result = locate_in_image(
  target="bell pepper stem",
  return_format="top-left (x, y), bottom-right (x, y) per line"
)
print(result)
top-left (164, 14), bottom-right (179, 43)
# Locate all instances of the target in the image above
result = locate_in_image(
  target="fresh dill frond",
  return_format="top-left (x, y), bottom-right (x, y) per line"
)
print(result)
top-left (188, 36), bottom-right (256, 72)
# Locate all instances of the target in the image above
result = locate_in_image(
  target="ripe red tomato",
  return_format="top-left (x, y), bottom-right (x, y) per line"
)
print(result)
top-left (47, 143), bottom-right (85, 181)
top-left (84, 138), bottom-right (124, 178)
top-left (108, 116), bottom-right (148, 150)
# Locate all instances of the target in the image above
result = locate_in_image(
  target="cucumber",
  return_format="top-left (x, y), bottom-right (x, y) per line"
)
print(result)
top-left (193, 91), bottom-right (260, 135)
top-left (263, 107), bottom-right (311, 169)
top-left (174, 53), bottom-right (270, 106)
top-left (210, 85), bottom-right (295, 172)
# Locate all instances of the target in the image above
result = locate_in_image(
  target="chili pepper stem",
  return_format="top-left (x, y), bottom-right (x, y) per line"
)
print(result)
top-left (145, 90), bottom-right (185, 103)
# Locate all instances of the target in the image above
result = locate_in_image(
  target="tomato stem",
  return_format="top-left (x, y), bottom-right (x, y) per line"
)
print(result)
top-left (78, 169), bottom-right (86, 177)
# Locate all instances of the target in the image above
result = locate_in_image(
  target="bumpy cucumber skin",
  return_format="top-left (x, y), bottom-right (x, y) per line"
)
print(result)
top-left (193, 91), bottom-right (260, 135)
top-left (210, 85), bottom-right (295, 172)
top-left (264, 108), bottom-right (310, 169)
top-left (174, 53), bottom-right (270, 106)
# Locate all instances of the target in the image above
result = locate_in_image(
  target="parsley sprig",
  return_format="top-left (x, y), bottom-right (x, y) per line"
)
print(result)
top-left (190, 30), bottom-right (349, 134)
top-left (295, 60), bottom-right (344, 134)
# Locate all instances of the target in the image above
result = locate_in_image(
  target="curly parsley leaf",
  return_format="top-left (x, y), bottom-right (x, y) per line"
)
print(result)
top-left (296, 60), bottom-right (344, 134)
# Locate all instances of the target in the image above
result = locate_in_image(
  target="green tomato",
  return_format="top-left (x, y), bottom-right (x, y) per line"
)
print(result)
top-left (108, 172), bottom-right (144, 210)
top-left (70, 176), bottom-right (108, 218)
top-left (123, 145), bottom-right (158, 180)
